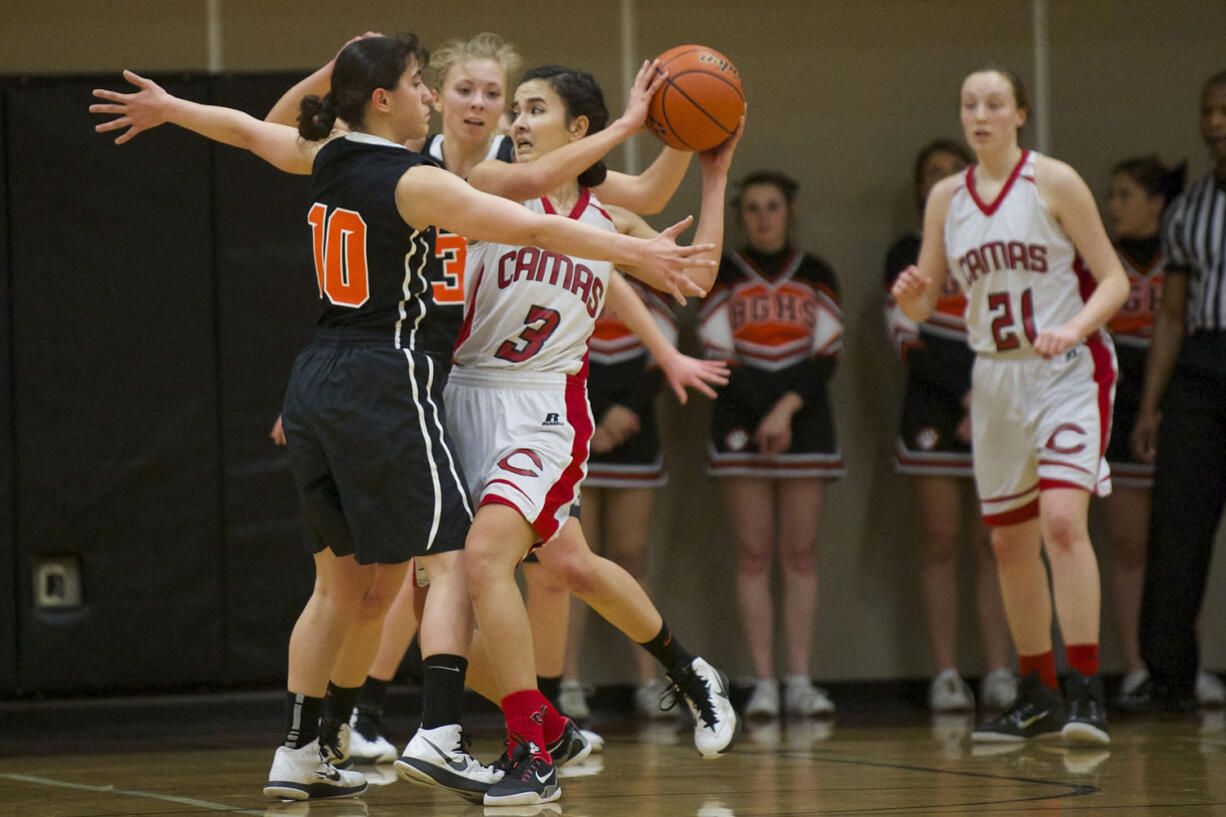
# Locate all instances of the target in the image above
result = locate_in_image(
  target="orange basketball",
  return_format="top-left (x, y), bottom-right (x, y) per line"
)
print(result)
top-left (646, 45), bottom-right (744, 151)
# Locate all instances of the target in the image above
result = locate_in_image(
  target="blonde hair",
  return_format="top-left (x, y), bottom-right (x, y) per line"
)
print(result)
top-left (426, 32), bottom-right (521, 90)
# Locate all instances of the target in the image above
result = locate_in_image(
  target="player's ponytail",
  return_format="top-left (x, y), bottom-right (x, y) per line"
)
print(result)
top-left (298, 93), bottom-right (338, 141)
top-left (522, 65), bottom-right (609, 187)
top-left (298, 34), bottom-right (429, 140)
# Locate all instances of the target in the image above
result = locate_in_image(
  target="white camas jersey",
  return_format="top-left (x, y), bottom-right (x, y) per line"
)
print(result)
top-left (453, 188), bottom-right (615, 376)
top-left (945, 150), bottom-right (1099, 357)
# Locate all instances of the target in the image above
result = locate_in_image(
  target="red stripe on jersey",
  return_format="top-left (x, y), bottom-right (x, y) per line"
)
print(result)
top-left (540, 187), bottom-right (592, 221)
top-left (486, 478), bottom-right (533, 503)
top-left (480, 494), bottom-right (534, 531)
top-left (983, 498), bottom-right (1039, 526)
top-left (1038, 458), bottom-right (1093, 476)
top-left (1076, 255), bottom-right (1120, 469)
top-left (1039, 478), bottom-right (1089, 492)
top-left (980, 482), bottom-right (1039, 503)
top-left (1086, 330), bottom-right (1116, 463)
top-left (592, 202), bottom-right (614, 224)
top-left (576, 348), bottom-right (589, 381)
top-left (453, 263), bottom-right (487, 355)
top-left (967, 150), bottom-right (1029, 216)
top-left (1073, 255), bottom-right (1097, 304)
top-left (534, 373), bottom-right (593, 542)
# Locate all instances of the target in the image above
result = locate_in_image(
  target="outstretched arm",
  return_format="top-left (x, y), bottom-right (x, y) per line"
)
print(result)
top-left (468, 59), bottom-right (665, 201)
top-left (265, 33), bottom-right (380, 127)
top-left (606, 115), bottom-right (743, 294)
top-left (397, 165), bottom-right (713, 303)
top-left (595, 147), bottom-right (693, 214)
top-left (606, 272), bottom-right (729, 403)
top-left (91, 70), bottom-right (319, 174)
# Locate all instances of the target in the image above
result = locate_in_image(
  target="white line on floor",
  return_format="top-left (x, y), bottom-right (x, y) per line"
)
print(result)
top-left (0, 772), bottom-right (268, 815)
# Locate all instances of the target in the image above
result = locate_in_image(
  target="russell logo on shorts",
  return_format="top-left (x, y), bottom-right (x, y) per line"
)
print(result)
top-left (543, 412), bottom-right (563, 427)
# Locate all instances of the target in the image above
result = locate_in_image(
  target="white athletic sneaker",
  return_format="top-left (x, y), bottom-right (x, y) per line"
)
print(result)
top-left (579, 728), bottom-right (604, 753)
top-left (263, 738), bottom-right (368, 801)
top-left (1120, 669), bottom-right (1149, 696)
top-left (697, 799), bottom-right (737, 817)
top-left (1197, 670), bottom-right (1226, 707)
top-left (929, 668), bottom-right (975, 712)
top-left (347, 711), bottom-right (397, 764)
top-left (666, 657), bottom-right (742, 758)
top-left (394, 724), bottom-right (503, 803)
top-left (558, 679), bottom-right (591, 720)
top-left (635, 677), bottom-right (679, 720)
top-left (743, 678), bottom-right (780, 718)
top-left (784, 676), bottom-right (835, 716)
top-left (979, 667), bottom-right (1019, 710)
top-left (318, 721), bottom-right (353, 769)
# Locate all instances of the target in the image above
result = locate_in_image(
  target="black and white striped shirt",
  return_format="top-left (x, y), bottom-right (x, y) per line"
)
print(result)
top-left (1163, 173), bottom-right (1226, 333)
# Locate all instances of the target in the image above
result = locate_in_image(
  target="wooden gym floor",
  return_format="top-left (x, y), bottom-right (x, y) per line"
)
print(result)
top-left (1, 695), bottom-right (1224, 817)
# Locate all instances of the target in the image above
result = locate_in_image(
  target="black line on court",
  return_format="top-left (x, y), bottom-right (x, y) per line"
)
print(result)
top-left (591, 736), bottom-right (1100, 814)
top-left (781, 750), bottom-right (1097, 814)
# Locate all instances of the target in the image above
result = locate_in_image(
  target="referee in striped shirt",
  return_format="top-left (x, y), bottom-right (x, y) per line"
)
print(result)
top-left (1124, 69), bottom-right (1226, 711)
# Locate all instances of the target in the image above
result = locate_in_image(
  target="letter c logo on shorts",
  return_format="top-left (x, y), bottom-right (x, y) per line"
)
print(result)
top-left (498, 449), bottom-right (544, 478)
top-left (1045, 423), bottom-right (1087, 455)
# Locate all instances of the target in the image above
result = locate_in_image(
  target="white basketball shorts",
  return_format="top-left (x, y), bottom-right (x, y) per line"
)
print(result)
top-left (971, 334), bottom-right (1116, 525)
top-left (444, 367), bottom-right (593, 543)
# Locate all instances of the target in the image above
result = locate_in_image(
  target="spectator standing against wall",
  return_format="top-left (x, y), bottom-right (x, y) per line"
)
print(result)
top-left (699, 171), bottom-right (843, 719)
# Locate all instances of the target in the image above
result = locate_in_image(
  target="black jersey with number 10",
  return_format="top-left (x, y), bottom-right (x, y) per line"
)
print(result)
top-left (306, 133), bottom-right (451, 357)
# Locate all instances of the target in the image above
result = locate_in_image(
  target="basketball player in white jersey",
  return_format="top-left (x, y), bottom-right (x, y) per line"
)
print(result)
top-left (892, 66), bottom-right (1128, 745)
top-left (446, 64), bottom-right (743, 805)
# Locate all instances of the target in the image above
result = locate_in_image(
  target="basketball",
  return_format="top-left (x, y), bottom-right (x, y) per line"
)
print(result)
top-left (646, 45), bottom-right (744, 152)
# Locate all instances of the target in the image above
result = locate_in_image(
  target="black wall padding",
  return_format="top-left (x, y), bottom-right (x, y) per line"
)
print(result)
top-left (9, 77), bottom-right (225, 692)
top-left (211, 75), bottom-right (318, 683)
top-left (0, 87), bottom-right (16, 694)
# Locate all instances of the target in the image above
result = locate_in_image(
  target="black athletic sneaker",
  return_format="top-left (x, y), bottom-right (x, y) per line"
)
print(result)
top-left (1062, 673), bottom-right (1110, 745)
top-left (546, 718), bottom-right (592, 767)
top-left (491, 719), bottom-right (591, 777)
top-left (1116, 677), bottom-right (1198, 713)
top-left (483, 741), bottom-right (560, 807)
top-left (972, 671), bottom-right (1065, 742)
